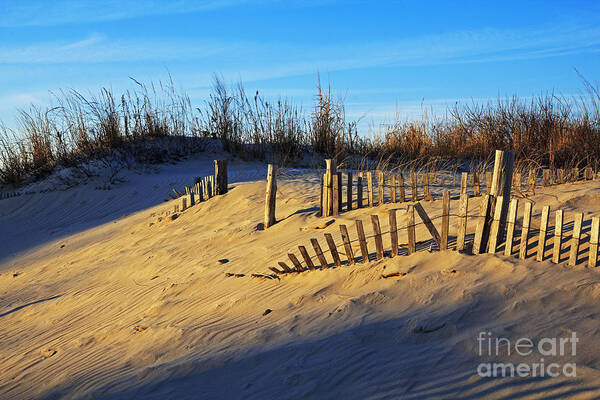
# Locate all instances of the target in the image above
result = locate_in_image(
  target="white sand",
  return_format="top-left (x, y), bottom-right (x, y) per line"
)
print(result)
top-left (2, 154), bottom-right (600, 399)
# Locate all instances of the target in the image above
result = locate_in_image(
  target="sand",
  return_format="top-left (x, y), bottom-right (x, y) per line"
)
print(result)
top-left (2, 153), bottom-right (600, 399)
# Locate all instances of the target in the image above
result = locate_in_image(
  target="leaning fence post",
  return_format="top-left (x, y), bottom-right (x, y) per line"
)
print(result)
top-left (340, 224), bottom-right (355, 265)
top-left (371, 215), bottom-right (384, 260)
top-left (324, 233), bottom-right (342, 267)
top-left (264, 164), bottom-right (277, 228)
top-left (355, 219), bottom-right (369, 263)
top-left (298, 245), bottom-right (315, 270)
top-left (473, 194), bottom-right (491, 255)
top-left (414, 202), bottom-right (441, 247)
top-left (311, 238), bottom-right (328, 268)
top-left (568, 212), bottom-right (583, 266)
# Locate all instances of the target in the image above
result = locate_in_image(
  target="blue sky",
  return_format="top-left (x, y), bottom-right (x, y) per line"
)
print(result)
top-left (0, 0), bottom-right (599, 134)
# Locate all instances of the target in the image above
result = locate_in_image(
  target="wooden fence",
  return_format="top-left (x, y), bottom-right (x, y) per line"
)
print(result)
top-left (271, 153), bottom-right (599, 274)
top-left (169, 160), bottom-right (228, 214)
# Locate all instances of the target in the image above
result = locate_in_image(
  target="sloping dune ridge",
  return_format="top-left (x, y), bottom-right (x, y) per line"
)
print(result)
top-left (2, 153), bottom-right (600, 399)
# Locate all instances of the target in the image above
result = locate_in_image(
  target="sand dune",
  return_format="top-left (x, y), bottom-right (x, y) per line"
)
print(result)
top-left (2, 155), bottom-right (600, 399)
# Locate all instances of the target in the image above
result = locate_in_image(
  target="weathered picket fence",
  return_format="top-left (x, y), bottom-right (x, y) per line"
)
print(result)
top-left (169, 159), bottom-right (228, 213)
top-left (270, 151), bottom-right (600, 274)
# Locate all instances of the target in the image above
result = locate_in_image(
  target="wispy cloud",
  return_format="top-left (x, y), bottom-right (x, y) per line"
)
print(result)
top-left (0, 0), bottom-right (255, 27)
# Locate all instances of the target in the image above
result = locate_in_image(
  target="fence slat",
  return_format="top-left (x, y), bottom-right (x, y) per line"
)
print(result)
top-left (456, 192), bottom-right (469, 252)
top-left (568, 212), bottom-right (584, 266)
top-left (487, 195), bottom-right (504, 254)
top-left (441, 191), bottom-right (450, 250)
top-left (407, 204), bottom-right (416, 254)
top-left (367, 172), bottom-right (374, 207)
top-left (278, 261), bottom-right (293, 273)
top-left (410, 172), bottom-right (418, 201)
top-left (398, 172), bottom-right (406, 202)
top-left (589, 216), bottom-right (599, 267)
top-left (473, 172), bottom-right (480, 196)
top-left (371, 215), bottom-right (384, 260)
top-left (552, 210), bottom-right (564, 264)
top-left (536, 205), bottom-right (551, 262)
top-left (311, 238), bottom-right (328, 268)
top-left (346, 172), bottom-right (353, 211)
top-left (357, 176), bottom-right (363, 208)
top-left (264, 164), bottom-right (277, 228)
top-left (288, 253), bottom-right (304, 272)
top-left (414, 202), bottom-right (441, 246)
top-left (355, 219), bottom-right (369, 263)
top-left (519, 202), bottom-right (533, 259)
top-left (390, 173), bottom-right (397, 203)
top-left (389, 209), bottom-right (398, 257)
top-left (460, 172), bottom-right (468, 195)
top-left (504, 198), bottom-right (518, 256)
top-left (473, 195), bottom-right (491, 255)
top-left (332, 173), bottom-right (339, 216)
top-left (340, 224), bottom-right (355, 265)
top-left (298, 245), bottom-right (315, 270)
top-left (377, 171), bottom-right (384, 206)
top-left (324, 233), bottom-right (342, 267)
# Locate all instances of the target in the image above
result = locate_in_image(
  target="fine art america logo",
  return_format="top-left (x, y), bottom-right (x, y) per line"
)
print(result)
top-left (476, 331), bottom-right (578, 378)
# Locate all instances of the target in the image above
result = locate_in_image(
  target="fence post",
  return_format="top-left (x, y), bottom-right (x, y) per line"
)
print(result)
top-left (504, 198), bottom-right (518, 256)
top-left (347, 172), bottom-right (353, 211)
top-left (553, 210), bottom-right (563, 263)
top-left (398, 172), bottom-right (406, 202)
top-left (536, 205), bottom-right (550, 262)
top-left (589, 216), bottom-right (599, 267)
top-left (367, 172), bottom-right (374, 207)
top-left (357, 175), bottom-right (363, 208)
top-left (568, 212), bottom-right (583, 266)
top-left (456, 192), bottom-right (469, 252)
top-left (214, 160), bottom-right (228, 195)
top-left (460, 172), bottom-right (468, 195)
top-left (340, 224), bottom-right (355, 265)
top-left (264, 164), bottom-right (277, 228)
top-left (371, 215), bottom-right (384, 260)
top-left (406, 205), bottom-right (416, 254)
top-left (410, 171), bottom-right (418, 201)
top-left (389, 209), bottom-right (398, 257)
top-left (355, 219), bottom-right (369, 263)
top-left (441, 191), bottom-right (450, 250)
top-left (519, 202), bottom-right (532, 259)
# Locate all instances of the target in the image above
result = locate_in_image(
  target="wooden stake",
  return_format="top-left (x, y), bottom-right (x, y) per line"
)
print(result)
top-left (542, 169), bottom-right (550, 186)
top-left (414, 202), bottom-right (441, 246)
top-left (487, 196), bottom-right (504, 254)
top-left (460, 172), bottom-right (468, 195)
top-left (389, 209), bottom-right (399, 257)
top-left (514, 172), bottom-right (522, 193)
top-left (214, 160), bottom-right (228, 195)
top-left (319, 174), bottom-right (325, 217)
top-left (398, 172), bottom-right (406, 202)
top-left (504, 198), bottom-right (518, 256)
top-left (588, 216), bottom-right (599, 267)
top-left (473, 172), bottom-right (480, 196)
top-left (346, 172), bottom-right (353, 211)
top-left (529, 168), bottom-right (536, 193)
top-left (357, 176), bottom-right (363, 208)
top-left (298, 245), bottom-right (315, 270)
top-left (377, 171), bottom-right (384, 206)
top-left (371, 215), bottom-right (384, 260)
top-left (278, 261), bottom-right (293, 273)
top-left (519, 202), bottom-right (533, 259)
top-left (410, 171), bottom-right (418, 201)
top-left (288, 253), bottom-right (304, 272)
top-left (311, 238), bottom-right (328, 268)
top-left (536, 205), bottom-right (551, 262)
top-left (441, 191), bottom-right (450, 250)
top-left (367, 172), bottom-right (374, 207)
top-left (406, 204), bottom-right (416, 254)
top-left (340, 224), bottom-right (355, 265)
top-left (473, 194), bottom-right (491, 255)
top-left (568, 212), bottom-right (583, 266)
top-left (336, 172), bottom-right (343, 212)
top-left (485, 171), bottom-right (492, 193)
top-left (456, 192), bottom-right (469, 252)
top-left (332, 173), bottom-right (339, 216)
top-left (552, 210), bottom-right (564, 264)
top-left (264, 164), bottom-right (277, 228)
top-left (390, 173), bottom-right (397, 203)
top-left (324, 233), bottom-right (342, 267)
top-left (355, 219), bottom-right (369, 263)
